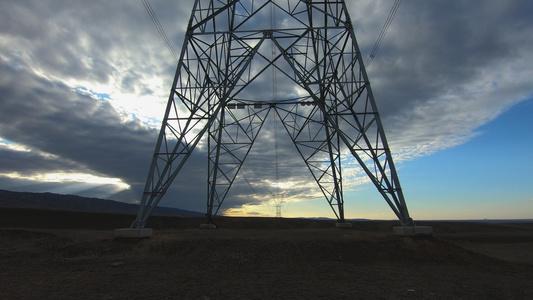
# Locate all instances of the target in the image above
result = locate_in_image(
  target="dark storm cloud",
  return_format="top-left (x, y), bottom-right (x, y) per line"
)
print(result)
top-left (0, 64), bottom-right (156, 183)
top-left (348, 0), bottom-right (533, 156)
top-left (0, 146), bottom-right (85, 175)
top-left (0, 63), bottom-right (211, 210)
top-left (366, 1), bottom-right (532, 112)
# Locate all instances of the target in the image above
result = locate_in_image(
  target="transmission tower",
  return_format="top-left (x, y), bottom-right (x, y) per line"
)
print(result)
top-left (276, 203), bottom-right (283, 218)
top-left (132, 0), bottom-right (414, 229)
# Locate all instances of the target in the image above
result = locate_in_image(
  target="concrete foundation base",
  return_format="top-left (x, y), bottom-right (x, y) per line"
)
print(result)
top-left (114, 228), bottom-right (153, 238)
top-left (335, 222), bottom-right (353, 228)
top-left (393, 226), bottom-right (433, 236)
top-left (199, 223), bottom-right (218, 229)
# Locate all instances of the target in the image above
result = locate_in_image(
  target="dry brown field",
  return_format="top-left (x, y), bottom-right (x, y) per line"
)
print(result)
top-left (1, 208), bottom-right (532, 299)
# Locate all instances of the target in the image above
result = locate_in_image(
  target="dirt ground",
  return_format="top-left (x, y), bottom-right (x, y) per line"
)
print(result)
top-left (1, 209), bottom-right (532, 299)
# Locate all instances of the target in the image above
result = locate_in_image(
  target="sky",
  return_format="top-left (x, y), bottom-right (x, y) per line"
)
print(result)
top-left (0, 0), bottom-right (532, 221)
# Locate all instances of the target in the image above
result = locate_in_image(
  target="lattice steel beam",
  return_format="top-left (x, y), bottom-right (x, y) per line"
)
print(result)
top-left (132, 0), bottom-right (414, 228)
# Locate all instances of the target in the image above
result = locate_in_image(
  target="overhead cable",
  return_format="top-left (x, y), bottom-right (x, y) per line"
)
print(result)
top-left (365, 0), bottom-right (402, 70)
top-left (141, 0), bottom-right (179, 64)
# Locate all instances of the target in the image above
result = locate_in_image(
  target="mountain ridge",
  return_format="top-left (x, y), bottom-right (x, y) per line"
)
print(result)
top-left (0, 189), bottom-right (203, 217)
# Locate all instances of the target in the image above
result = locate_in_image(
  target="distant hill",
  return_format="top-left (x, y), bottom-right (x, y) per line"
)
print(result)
top-left (0, 189), bottom-right (204, 217)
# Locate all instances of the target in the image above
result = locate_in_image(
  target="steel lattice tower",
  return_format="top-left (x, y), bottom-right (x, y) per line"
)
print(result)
top-left (132, 0), bottom-right (414, 228)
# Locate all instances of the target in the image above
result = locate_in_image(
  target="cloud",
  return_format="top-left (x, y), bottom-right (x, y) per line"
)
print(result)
top-left (0, 1), bottom-right (532, 216)
top-left (354, 1), bottom-right (533, 157)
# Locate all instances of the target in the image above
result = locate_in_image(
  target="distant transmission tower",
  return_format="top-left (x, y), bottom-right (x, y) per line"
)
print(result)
top-left (276, 202), bottom-right (283, 218)
top-left (132, 0), bottom-right (414, 229)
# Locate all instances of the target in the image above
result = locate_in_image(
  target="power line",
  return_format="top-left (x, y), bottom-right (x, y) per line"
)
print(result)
top-left (365, 0), bottom-right (402, 70)
top-left (141, 0), bottom-right (179, 65)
